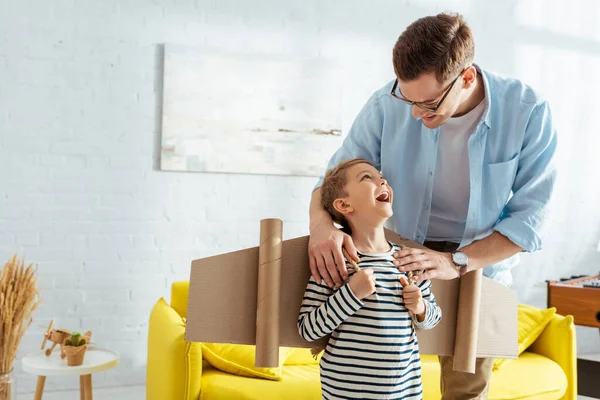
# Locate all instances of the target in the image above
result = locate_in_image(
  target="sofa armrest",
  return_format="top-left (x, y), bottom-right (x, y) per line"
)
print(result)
top-left (528, 314), bottom-right (577, 400)
top-left (147, 298), bottom-right (203, 400)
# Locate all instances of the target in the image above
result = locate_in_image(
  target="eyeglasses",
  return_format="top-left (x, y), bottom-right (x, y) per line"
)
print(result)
top-left (390, 71), bottom-right (464, 112)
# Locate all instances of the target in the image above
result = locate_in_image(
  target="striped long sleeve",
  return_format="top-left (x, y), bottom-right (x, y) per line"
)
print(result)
top-left (297, 243), bottom-right (440, 399)
top-left (297, 278), bottom-right (364, 342)
top-left (411, 279), bottom-right (442, 330)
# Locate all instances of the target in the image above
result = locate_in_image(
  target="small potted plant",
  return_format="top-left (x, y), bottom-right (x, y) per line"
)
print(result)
top-left (62, 332), bottom-right (88, 366)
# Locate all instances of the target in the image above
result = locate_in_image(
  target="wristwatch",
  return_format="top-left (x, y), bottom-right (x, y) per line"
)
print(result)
top-left (451, 251), bottom-right (469, 277)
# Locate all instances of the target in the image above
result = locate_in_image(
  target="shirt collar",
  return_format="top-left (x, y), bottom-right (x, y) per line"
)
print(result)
top-left (474, 64), bottom-right (493, 129)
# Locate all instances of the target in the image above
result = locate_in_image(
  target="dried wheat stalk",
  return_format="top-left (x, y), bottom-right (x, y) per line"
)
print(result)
top-left (0, 254), bottom-right (41, 400)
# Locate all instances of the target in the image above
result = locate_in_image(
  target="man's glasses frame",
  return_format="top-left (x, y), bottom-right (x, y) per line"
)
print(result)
top-left (390, 70), bottom-right (466, 112)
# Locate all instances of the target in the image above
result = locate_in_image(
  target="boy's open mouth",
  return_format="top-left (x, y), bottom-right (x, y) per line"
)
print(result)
top-left (375, 191), bottom-right (390, 203)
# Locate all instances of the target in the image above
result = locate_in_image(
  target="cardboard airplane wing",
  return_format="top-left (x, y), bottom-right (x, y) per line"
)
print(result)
top-left (185, 219), bottom-right (517, 372)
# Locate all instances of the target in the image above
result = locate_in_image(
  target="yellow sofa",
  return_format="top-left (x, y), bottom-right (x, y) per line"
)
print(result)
top-left (147, 281), bottom-right (577, 400)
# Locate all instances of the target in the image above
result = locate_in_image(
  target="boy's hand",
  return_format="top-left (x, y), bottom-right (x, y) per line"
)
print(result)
top-left (399, 276), bottom-right (426, 321)
top-left (349, 268), bottom-right (376, 300)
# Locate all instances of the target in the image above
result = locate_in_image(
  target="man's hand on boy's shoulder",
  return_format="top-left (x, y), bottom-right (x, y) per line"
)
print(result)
top-left (392, 247), bottom-right (459, 281)
top-left (308, 222), bottom-right (359, 288)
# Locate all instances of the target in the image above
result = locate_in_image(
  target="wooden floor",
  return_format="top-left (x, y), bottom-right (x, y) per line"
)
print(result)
top-left (18, 385), bottom-right (145, 400)
top-left (15, 384), bottom-right (598, 399)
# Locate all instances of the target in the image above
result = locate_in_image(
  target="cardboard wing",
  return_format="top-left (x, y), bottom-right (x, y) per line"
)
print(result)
top-left (185, 221), bottom-right (518, 372)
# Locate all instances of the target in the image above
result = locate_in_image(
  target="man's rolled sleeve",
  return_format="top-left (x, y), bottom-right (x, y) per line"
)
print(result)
top-left (494, 101), bottom-right (558, 253)
top-left (313, 94), bottom-right (384, 191)
top-left (494, 217), bottom-right (541, 253)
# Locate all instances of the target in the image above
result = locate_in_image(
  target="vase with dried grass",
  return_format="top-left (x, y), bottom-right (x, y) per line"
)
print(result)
top-left (0, 255), bottom-right (41, 400)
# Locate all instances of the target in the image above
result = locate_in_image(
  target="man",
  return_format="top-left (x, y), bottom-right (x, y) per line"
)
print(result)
top-left (307, 12), bottom-right (557, 400)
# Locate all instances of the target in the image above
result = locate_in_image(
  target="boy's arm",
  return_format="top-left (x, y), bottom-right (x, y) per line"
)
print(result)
top-left (297, 277), bottom-right (364, 342)
top-left (412, 280), bottom-right (442, 330)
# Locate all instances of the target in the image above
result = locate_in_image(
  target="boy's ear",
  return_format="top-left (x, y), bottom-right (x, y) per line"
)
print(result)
top-left (333, 198), bottom-right (353, 215)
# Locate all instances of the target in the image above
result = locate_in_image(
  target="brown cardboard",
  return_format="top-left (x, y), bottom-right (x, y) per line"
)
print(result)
top-left (255, 219), bottom-right (283, 367)
top-left (185, 224), bottom-right (518, 370)
top-left (453, 269), bottom-right (483, 373)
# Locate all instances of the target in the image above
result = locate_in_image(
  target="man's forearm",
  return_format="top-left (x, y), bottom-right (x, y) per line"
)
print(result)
top-left (460, 231), bottom-right (523, 272)
top-left (309, 188), bottom-right (333, 230)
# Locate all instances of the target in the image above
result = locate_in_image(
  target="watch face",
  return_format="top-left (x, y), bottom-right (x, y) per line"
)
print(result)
top-left (453, 252), bottom-right (468, 266)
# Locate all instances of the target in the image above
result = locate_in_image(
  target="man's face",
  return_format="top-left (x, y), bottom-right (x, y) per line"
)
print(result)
top-left (336, 163), bottom-right (394, 225)
top-left (397, 71), bottom-right (465, 129)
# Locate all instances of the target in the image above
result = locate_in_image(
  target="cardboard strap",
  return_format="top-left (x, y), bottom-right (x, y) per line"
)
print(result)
top-left (255, 218), bottom-right (283, 368)
top-left (452, 268), bottom-right (483, 373)
top-left (342, 247), bottom-right (360, 272)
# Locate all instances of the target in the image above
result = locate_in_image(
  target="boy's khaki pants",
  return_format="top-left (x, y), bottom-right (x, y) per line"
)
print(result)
top-left (423, 241), bottom-right (495, 400)
top-left (439, 356), bottom-right (495, 400)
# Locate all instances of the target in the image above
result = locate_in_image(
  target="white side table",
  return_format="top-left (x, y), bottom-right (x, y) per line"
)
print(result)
top-left (21, 347), bottom-right (119, 400)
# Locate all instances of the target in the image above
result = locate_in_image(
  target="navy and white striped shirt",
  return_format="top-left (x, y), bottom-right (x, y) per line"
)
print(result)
top-left (298, 243), bottom-right (442, 400)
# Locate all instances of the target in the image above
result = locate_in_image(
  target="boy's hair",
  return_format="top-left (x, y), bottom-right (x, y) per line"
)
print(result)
top-left (392, 12), bottom-right (474, 83)
top-left (321, 158), bottom-right (376, 233)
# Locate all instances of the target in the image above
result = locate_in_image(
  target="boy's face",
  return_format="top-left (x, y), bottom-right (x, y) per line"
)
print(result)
top-left (334, 163), bottom-right (393, 224)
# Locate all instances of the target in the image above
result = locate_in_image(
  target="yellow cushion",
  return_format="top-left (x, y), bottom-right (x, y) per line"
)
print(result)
top-left (202, 353), bottom-right (566, 400)
top-left (284, 348), bottom-right (322, 365)
top-left (200, 363), bottom-right (321, 400)
top-left (420, 353), bottom-right (567, 400)
top-left (489, 352), bottom-right (567, 399)
top-left (201, 343), bottom-right (295, 381)
top-left (420, 355), bottom-right (441, 400)
top-left (494, 304), bottom-right (556, 370)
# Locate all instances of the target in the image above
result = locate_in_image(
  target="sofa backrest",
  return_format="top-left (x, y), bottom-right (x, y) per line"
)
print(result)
top-left (171, 281), bottom-right (190, 318)
top-left (529, 313), bottom-right (576, 400)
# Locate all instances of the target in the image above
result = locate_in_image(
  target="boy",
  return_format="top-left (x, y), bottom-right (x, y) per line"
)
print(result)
top-left (298, 158), bottom-right (442, 400)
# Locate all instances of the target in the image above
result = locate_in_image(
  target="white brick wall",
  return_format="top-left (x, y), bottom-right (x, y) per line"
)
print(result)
top-left (1, 0), bottom-right (599, 394)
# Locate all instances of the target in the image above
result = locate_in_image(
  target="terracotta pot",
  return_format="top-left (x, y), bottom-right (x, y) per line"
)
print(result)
top-left (62, 345), bottom-right (88, 366)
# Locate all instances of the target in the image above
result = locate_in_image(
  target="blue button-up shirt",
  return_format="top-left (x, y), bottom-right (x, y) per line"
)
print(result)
top-left (315, 66), bottom-right (558, 286)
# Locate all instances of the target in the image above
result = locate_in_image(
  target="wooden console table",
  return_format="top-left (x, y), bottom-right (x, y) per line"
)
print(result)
top-left (547, 274), bottom-right (599, 398)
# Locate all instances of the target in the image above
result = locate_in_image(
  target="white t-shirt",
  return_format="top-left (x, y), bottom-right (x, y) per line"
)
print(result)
top-left (426, 99), bottom-right (486, 242)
